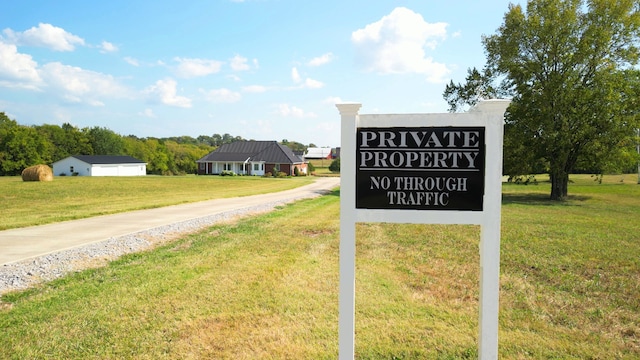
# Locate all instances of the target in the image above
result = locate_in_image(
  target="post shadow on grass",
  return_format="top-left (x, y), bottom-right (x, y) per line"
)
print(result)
top-left (322, 188), bottom-right (340, 197)
top-left (311, 188), bottom-right (340, 197)
top-left (501, 193), bottom-right (591, 206)
top-left (331, 188), bottom-right (589, 205)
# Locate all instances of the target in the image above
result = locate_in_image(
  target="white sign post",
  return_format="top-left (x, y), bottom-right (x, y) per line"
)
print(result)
top-left (337, 100), bottom-right (510, 360)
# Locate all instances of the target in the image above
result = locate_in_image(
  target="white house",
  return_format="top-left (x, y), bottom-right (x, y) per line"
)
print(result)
top-left (196, 141), bottom-right (307, 176)
top-left (53, 155), bottom-right (146, 177)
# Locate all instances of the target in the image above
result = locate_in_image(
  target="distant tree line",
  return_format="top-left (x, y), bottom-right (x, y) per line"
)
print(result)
top-left (0, 112), bottom-right (313, 176)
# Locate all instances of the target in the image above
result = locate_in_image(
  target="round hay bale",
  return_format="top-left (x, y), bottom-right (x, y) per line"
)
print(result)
top-left (21, 164), bottom-right (54, 182)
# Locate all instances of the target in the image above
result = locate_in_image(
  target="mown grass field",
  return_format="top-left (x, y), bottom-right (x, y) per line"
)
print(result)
top-left (0, 175), bottom-right (313, 230)
top-left (0, 174), bottom-right (638, 358)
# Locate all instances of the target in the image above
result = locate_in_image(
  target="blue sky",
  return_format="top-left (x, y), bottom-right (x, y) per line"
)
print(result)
top-left (0, 0), bottom-right (522, 147)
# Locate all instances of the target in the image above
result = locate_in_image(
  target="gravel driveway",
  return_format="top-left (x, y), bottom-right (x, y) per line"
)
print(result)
top-left (0, 177), bottom-right (340, 295)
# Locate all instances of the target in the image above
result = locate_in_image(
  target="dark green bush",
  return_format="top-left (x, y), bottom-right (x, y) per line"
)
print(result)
top-left (329, 158), bottom-right (340, 173)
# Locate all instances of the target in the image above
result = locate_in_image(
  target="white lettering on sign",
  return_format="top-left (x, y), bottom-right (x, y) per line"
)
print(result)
top-left (386, 191), bottom-right (450, 206)
top-left (359, 130), bottom-right (481, 172)
top-left (369, 176), bottom-right (468, 208)
top-left (359, 130), bottom-right (480, 148)
top-left (359, 150), bottom-right (479, 169)
top-left (370, 176), bottom-right (468, 192)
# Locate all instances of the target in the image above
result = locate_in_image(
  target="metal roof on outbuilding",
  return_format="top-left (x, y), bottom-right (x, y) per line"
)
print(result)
top-left (70, 155), bottom-right (146, 164)
top-left (304, 147), bottom-right (332, 159)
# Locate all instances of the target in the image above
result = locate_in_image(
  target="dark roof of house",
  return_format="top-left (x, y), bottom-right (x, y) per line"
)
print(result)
top-left (197, 141), bottom-right (303, 164)
top-left (71, 155), bottom-right (145, 164)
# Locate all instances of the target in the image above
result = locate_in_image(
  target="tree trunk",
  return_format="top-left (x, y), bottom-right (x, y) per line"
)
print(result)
top-left (549, 171), bottom-right (569, 200)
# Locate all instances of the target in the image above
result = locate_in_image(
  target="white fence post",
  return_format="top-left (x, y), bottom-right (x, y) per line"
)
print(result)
top-left (336, 103), bottom-right (361, 360)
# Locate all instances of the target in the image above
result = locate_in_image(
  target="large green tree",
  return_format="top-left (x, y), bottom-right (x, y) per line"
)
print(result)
top-left (85, 126), bottom-right (125, 155)
top-left (35, 124), bottom-right (71, 162)
top-left (444, 0), bottom-right (640, 200)
top-left (35, 123), bottom-right (93, 161)
top-left (164, 140), bottom-right (212, 174)
top-left (0, 113), bottom-right (51, 175)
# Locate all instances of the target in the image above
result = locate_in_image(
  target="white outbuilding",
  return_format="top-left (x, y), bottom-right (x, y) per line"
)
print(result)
top-left (303, 147), bottom-right (333, 160)
top-left (53, 155), bottom-right (147, 177)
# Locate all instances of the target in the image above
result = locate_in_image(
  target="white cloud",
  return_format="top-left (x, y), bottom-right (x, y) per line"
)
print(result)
top-left (230, 55), bottom-right (251, 71)
top-left (274, 103), bottom-right (317, 118)
top-left (243, 85), bottom-right (268, 93)
top-left (304, 78), bottom-right (324, 89)
top-left (40, 62), bottom-right (128, 105)
top-left (3, 23), bottom-right (85, 51)
top-left (308, 52), bottom-right (334, 66)
top-left (0, 40), bottom-right (131, 103)
top-left (314, 121), bottom-right (338, 133)
top-left (351, 7), bottom-right (450, 83)
top-left (0, 41), bottom-right (42, 88)
top-left (124, 57), bottom-right (139, 66)
top-left (145, 78), bottom-right (192, 108)
top-left (86, 99), bottom-right (105, 107)
top-left (52, 108), bottom-right (72, 123)
top-left (100, 41), bottom-right (118, 53)
top-left (139, 108), bottom-right (156, 118)
top-left (291, 67), bottom-right (301, 83)
top-left (174, 57), bottom-right (223, 78)
top-left (323, 96), bottom-right (344, 105)
top-left (291, 67), bottom-right (324, 89)
top-left (255, 119), bottom-right (273, 135)
top-left (201, 88), bottom-right (241, 103)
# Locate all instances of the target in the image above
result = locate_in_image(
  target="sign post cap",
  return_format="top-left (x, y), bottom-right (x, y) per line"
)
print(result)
top-left (469, 99), bottom-right (511, 114)
top-left (336, 103), bottom-right (362, 116)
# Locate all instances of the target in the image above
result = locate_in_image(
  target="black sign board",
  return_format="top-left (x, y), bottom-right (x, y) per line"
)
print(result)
top-left (356, 126), bottom-right (486, 211)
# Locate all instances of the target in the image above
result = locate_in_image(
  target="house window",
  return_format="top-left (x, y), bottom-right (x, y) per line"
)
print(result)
top-left (223, 163), bottom-right (232, 171)
top-left (70, 166), bottom-right (74, 173)
top-left (199, 163), bottom-right (205, 170)
top-left (253, 163), bottom-right (261, 171)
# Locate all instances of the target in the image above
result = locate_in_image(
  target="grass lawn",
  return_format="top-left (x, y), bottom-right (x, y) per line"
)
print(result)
top-left (0, 175), bottom-right (313, 230)
top-left (0, 174), bottom-right (638, 358)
